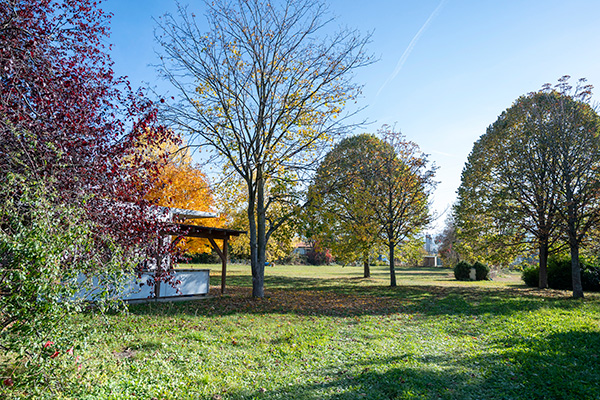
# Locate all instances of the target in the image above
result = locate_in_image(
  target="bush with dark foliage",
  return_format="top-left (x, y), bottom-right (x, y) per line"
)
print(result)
top-left (522, 265), bottom-right (539, 287)
top-left (473, 261), bottom-right (490, 280)
top-left (521, 257), bottom-right (600, 291)
top-left (454, 261), bottom-right (472, 281)
top-left (454, 260), bottom-right (490, 281)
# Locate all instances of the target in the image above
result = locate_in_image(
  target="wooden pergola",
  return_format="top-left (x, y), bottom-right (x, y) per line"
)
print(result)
top-left (163, 223), bottom-right (245, 294)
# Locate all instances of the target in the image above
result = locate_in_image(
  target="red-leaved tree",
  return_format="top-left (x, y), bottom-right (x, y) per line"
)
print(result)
top-left (0, 0), bottom-right (175, 249)
top-left (0, 1), bottom-right (181, 373)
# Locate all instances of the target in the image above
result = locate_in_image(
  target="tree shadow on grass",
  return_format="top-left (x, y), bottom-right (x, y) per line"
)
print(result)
top-left (214, 330), bottom-right (600, 400)
top-left (128, 273), bottom-right (595, 320)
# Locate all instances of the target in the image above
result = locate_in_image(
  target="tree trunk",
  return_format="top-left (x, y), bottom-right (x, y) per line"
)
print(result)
top-left (247, 181), bottom-right (259, 296)
top-left (253, 165), bottom-right (266, 298)
top-left (566, 194), bottom-right (584, 299)
top-left (569, 233), bottom-right (584, 299)
top-left (388, 240), bottom-right (396, 287)
top-left (538, 237), bottom-right (548, 289)
top-left (363, 250), bottom-right (370, 278)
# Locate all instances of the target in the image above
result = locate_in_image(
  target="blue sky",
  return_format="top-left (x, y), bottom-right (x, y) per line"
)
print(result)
top-left (104, 0), bottom-right (600, 231)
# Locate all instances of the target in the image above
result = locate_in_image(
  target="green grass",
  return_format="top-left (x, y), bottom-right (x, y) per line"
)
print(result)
top-left (3, 264), bottom-right (600, 399)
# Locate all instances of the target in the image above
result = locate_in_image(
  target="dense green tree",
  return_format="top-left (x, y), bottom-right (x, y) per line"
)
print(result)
top-left (455, 77), bottom-right (600, 298)
top-left (455, 117), bottom-right (531, 270)
top-left (455, 93), bottom-right (560, 286)
top-left (307, 134), bottom-right (385, 277)
top-left (546, 78), bottom-right (600, 298)
top-left (367, 127), bottom-right (436, 286)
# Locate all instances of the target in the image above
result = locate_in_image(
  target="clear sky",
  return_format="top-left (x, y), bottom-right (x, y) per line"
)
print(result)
top-left (103, 0), bottom-right (600, 232)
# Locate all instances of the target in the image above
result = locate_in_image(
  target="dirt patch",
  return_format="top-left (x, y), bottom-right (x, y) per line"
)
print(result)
top-left (113, 347), bottom-right (136, 360)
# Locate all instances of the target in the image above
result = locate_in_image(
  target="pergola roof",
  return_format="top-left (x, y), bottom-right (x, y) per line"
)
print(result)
top-left (161, 222), bottom-right (245, 295)
top-left (162, 223), bottom-right (245, 240)
top-left (167, 207), bottom-right (218, 220)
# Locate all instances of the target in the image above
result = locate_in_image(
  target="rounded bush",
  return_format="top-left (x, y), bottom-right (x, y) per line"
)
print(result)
top-left (547, 258), bottom-right (572, 290)
top-left (582, 264), bottom-right (600, 291)
top-left (520, 258), bottom-right (600, 291)
top-left (454, 261), bottom-right (472, 281)
top-left (306, 248), bottom-right (334, 265)
top-left (473, 261), bottom-right (490, 281)
top-left (522, 265), bottom-right (539, 287)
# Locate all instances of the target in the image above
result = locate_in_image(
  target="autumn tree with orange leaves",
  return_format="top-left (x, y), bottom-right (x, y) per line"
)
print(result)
top-left (146, 149), bottom-right (225, 255)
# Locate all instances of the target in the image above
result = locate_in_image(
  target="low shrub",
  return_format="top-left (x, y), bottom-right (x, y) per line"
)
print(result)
top-left (185, 251), bottom-right (220, 264)
top-left (306, 248), bottom-right (334, 265)
top-left (582, 264), bottom-right (600, 291)
top-left (1, 175), bottom-right (134, 387)
top-left (547, 258), bottom-right (573, 290)
top-left (521, 257), bottom-right (600, 291)
top-left (454, 261), bottom-right (472, 281)
top-left (522, 265), bottom-right (539, 287)
top-left (454, 261), bottom-right (489, 281)
top-left (473, 261), bottom-right (490, 280)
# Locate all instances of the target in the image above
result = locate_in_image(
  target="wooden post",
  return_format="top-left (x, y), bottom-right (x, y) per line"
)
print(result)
top-left (208, 236), bottom-right (228, 295)
top-left (221, 237), bottom-right (228, 294)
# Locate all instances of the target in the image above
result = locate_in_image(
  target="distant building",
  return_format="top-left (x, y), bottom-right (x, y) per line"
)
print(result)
top-left (425, 234), bottom-right (434, 254)
top-left (293, 241), bottom-right (312, 256)
top-left (422, 255), bottom-right (436, 267)
top-left (422, 255), bottom-right (442, 267)
top-left (423, 234), bottom-right (442, 267)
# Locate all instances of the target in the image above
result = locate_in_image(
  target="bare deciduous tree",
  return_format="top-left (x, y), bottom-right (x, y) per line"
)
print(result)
top-left (156, 0), bottom-right (371, 297)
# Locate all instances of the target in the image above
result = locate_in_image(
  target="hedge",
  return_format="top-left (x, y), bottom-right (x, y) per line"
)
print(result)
top-left (521, 257), bottom-right (600, 291)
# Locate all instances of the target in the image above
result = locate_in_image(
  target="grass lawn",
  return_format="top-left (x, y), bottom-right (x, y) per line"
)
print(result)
top-left (3, 264), bottom-right (600, 399)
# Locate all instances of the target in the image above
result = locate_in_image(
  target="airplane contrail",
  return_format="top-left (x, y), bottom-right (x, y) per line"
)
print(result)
top-left (431, 149), bottom-right (457, 158)
top-left (377, 0), bottom-right (449, 96)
